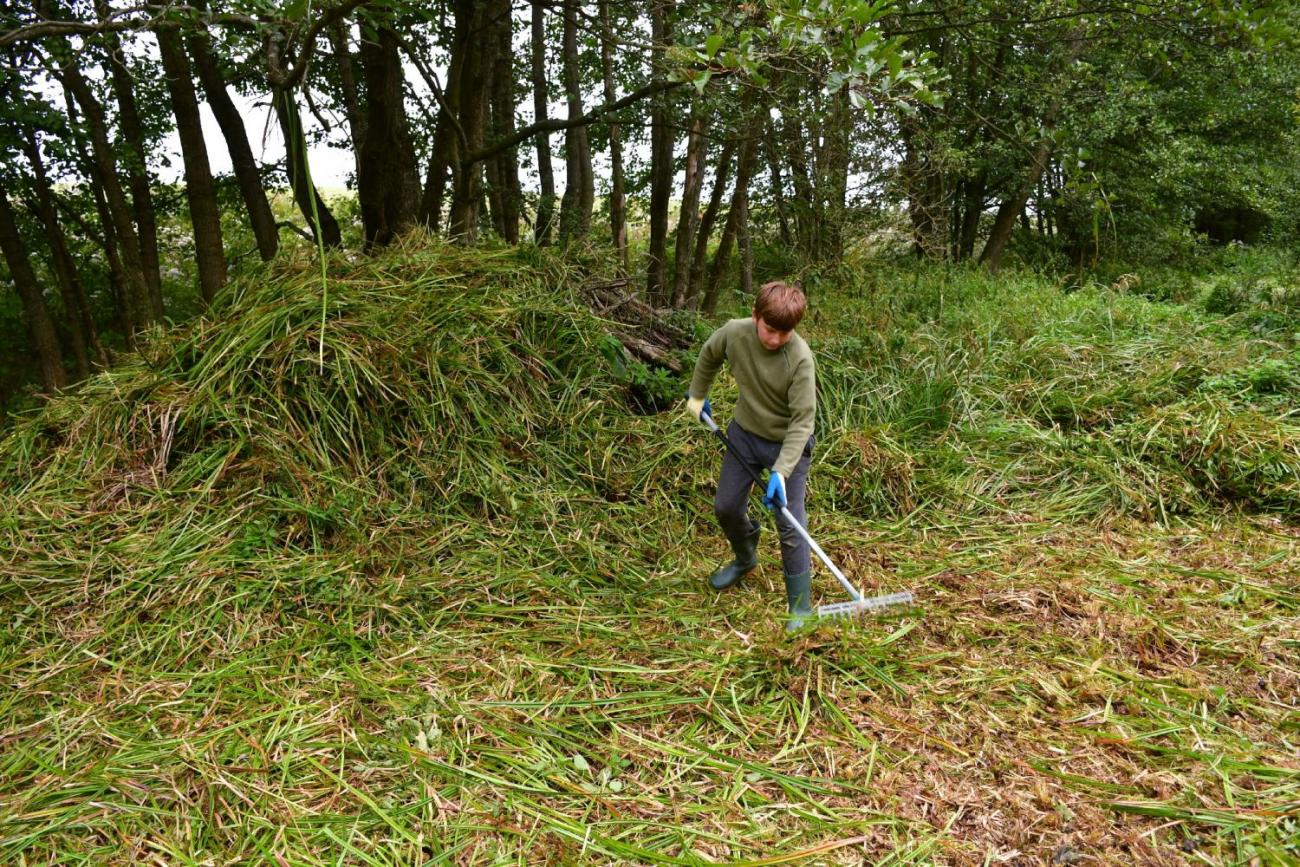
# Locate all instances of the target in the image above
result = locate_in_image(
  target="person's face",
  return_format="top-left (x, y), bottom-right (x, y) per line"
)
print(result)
top-left (753, 312), bottom-right (793, 351)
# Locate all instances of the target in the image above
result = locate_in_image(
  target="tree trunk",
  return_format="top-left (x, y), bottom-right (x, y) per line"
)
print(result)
top-left (979, 138), bottom-right (1053, 273)
top-left (737, 189), bottom-right (753, 298)
top-left (645, 0), bottom-right (676, 304)
top-left (157, 28), bottom-right (227, 305)
top-left (0, 188), bottom-right (66, 391)
top-left (901, 112), bottom-right (947, 259)
top-left (488, 0), bottom-right (521, 243)
top-left (783, 116), bottom-right (818, 258)
top-left (357, 18), bottom-right (421, 250)
top-left (97, 3), bottom-right (163, 319)
top-left (420, 3), bottom-right (472, 233)
top-left (22, 133), bottom-right (106, 375)
top-left (273, 86), bottom-right (344, 248)
top-left (979, 33), bottom-right (1085, 272)
top-left (187, 13), bottom-right (279, 261)
top-left (670, 112), bottom-right (707, 308)
top-left (56, 55), bottom-right (155, 336)
top-left (61, 90), bottom-right (129, 341)
top-left (702, 124), bottom-right (759, 314)
top-left (329, 21), bottom-right (367, 185)
top-left (821, 87), bottom-right (852, 261)
top-left (1035, 177), bottom-right (1045, 235)
top-left (686, 139), bottom-right (734, 304)
top-left (957, 171), bottom-right (985, 261)
top-left (484, 131), bottom-right (506, 239)
top-left (530, 0), bottom-right (556, 246)
top-left (447, 0), bottom-right (493, 241)
top-left (763, 130), bottom-right (793, 247)
top-left (558, 0), bottom-right (593, 245)
top-left (419, 154), bottom-right (449, 233)
top-left (599, 0), bottom-right (627, 271)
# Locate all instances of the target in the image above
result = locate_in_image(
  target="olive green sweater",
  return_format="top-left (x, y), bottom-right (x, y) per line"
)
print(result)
top-left (688, 318), bottom-right (816, 477)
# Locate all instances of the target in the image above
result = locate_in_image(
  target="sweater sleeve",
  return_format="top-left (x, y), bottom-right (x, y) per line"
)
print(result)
top-left (773, 354), bottom-right (816, 478)
top-left (687, 322), bottom-right (731, 399)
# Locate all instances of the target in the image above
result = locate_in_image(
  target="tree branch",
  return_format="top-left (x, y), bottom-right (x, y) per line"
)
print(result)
top-left (463, 77), bottom-right (691, 168)
top-left (391, 30), bottom-right (469, 154)
top-left (263, 0), bottom-right (373, 89)
top-left (0, 5), bottom-right (260, 48)
top-left (2, 0), bottom-right (371, 85)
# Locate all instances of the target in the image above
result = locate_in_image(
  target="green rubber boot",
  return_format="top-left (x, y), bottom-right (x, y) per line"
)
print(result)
top-left (783, 570), bottom-right (815, 633)
top-left (708, 523), bottom-right (761, 590)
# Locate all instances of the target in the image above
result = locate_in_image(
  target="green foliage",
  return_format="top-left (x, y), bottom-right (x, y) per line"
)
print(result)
top-left (686, 0), bottom-right (944, 110)
top-left (1203, 279), bottom-right (1249, 316)
top-left (599, 334), bottom-right (683, 414)
top-left (625, 360), bottom-right (681, 414)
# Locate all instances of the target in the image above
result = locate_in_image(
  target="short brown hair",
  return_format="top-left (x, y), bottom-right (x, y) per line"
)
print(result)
top-left (753, 281), bottom-right (806, 331)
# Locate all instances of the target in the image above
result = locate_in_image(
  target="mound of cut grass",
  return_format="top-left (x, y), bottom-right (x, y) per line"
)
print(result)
top-left (807, 264), bottom-right (1300, 522)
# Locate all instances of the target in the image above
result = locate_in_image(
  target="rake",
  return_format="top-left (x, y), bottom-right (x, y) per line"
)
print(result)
top-left (700, 410), bottom-right (915, 619)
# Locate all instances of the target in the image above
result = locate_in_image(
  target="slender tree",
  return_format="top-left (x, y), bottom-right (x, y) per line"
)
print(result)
top-left (763, 131), bottom-right (792, 248)
top-left (21, 131), bottom-right (106, 374)
top-left (782, 113), bottom-right (818, 258)
top-left (328, 21), bottom-right (367, 187)
top-left (598, 0), bottom-right (627, 271)
top-left (418, 7), bottom-right (466, 233)
top-left (530, 0), bottom-right (556, 246)
top-left (816, 86), bottom-right (852, 261)
top-left (645, 0), bottom-right (676, 304)
top-left (0, 187), bottom-right (66, 391)
top-left (702, 120), bottom-right (760, 313)
top-left (157, 27), bottom-right (228, 304)
top-left (60, 88), bottom-right (131, 340)
top-left (186, 0), bottom-right (278, 261)
top-left (487, 0), bottom-right (520, 243)
top-left (445, 0), bottom-right (493, 241)
top-left (50, 41), bottom-right (156, 335)
top-left (96, 2), bottom-right (163, 316)
top-left (558, 0), bottom-right (593, 244)
top-left (687, 139), bottom-right (735, 303)
top-left (671, 111), bottom-right (707, 308)
top-left (357, 9), bottom-right (421, 249)
top-left (979, 32), bottom-right (1086, 272)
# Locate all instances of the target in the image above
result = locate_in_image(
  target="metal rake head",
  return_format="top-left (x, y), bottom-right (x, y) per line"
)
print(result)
top-left (816, 590), bottom-right (916, 619)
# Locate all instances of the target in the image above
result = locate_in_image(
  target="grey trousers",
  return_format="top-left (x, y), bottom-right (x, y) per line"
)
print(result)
top-left (714, 420), bottom-right (815, 576)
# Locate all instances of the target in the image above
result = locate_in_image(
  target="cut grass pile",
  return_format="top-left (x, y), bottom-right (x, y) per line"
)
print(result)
top-left (813, 264), bottom-right (1300, 522)
top-left (1, 239), bottom-right (1296, 864)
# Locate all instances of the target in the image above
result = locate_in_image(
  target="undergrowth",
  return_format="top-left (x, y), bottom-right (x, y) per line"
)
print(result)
top-left (0, 238), bottom-right (1295, 865)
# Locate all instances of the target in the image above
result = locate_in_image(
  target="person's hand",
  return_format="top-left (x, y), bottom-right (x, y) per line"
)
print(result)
top-left (683, 394), bottom-right (711, 423)
top-left (763, 471), bottom-right (787, 510)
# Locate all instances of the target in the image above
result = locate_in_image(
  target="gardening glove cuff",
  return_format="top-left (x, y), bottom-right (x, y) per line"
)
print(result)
top-left (684, 394), bottom-right (711, 423)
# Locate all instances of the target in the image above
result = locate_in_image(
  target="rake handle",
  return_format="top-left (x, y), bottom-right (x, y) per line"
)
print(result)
top-left (700, 411), bottom-right (864, 603)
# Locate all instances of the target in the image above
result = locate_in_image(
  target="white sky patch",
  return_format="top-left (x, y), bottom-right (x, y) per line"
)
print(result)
top-left (158, 92), bottom-right (356, 191)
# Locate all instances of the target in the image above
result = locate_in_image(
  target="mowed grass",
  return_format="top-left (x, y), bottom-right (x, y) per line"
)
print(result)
top-left (1, 240), bottom-right (1296, 865)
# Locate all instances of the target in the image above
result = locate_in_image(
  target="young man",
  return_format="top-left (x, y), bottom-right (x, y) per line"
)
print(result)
top-left (684, 281), bottom-right (817, 631)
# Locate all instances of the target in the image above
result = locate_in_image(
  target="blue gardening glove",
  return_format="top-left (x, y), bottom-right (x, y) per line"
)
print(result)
top-left (763, 471), bottom-right (787, 511)
top-left (683, 394), bottom-right (712, 423)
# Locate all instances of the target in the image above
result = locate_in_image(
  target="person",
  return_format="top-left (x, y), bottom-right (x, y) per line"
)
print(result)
top-left (684, 281), bottom-right (817, 631)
